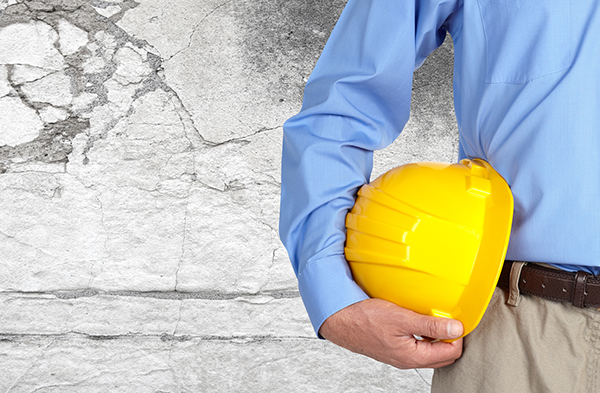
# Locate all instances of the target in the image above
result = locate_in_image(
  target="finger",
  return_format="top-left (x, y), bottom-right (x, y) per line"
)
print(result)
top-left (425, 358), bottom-right (460, 369)
top-left (385, 337), bottom-right (463, 369)
top-left (406, 313), bottom-right (464, 341)
top-left (421, 352), bottom-right (462, 369)
top-left (411, 338), bottom-right (463, 367)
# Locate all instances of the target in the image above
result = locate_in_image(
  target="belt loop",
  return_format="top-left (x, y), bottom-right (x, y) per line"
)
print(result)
top-left (573, 271), bottom-right (590, 308)
top-left (507, 261), bottom-right (528, 307)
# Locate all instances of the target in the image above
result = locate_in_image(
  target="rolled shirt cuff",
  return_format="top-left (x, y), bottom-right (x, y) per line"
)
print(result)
top-left (297, 254), bottom-right (370, 337)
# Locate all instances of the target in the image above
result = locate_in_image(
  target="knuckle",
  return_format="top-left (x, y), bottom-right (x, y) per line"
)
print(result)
top-left (423, 317), bottom-right (441, 336)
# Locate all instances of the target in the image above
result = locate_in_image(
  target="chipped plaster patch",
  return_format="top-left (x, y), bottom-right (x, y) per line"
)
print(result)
top-left (0, 96), bottom-right (43, 147)
top-left (58, 19), bottom-right (89, 56)
top-left (104, 77), bottom-right (137, 111)
top-left (0, 21), bottom-right (64, 70)
top-left (20, 71), bottom-right (73, 107)
top-left (94, 30), bottom-right (118, 58)
top-left (94, 5), bottom-right (122, 18)
top-left (10, 65), bottom-right (55, 85)
top-left (0, 65), bottom-right (10, 97)
top-left (39, 106), bottom-right (70, 123)
top-left (81, 56), bottom-right (106, 74)
top-left (0, 1), bottom-right (180, 171)
top-left (113, 45), bottom-right (151, 85)
top-left (72, 92), bottom-right (98, 112)
top-left (87, 104), bottom-right (117, 138)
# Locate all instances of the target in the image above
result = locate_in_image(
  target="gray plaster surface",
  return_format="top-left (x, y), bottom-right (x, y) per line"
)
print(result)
top-left (0, 338), bottom-right (434, 393)
top-left (0, 0), bottom-right (458, 391)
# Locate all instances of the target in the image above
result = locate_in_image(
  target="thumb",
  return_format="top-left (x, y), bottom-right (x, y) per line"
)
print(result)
top-left (409, 314), bottom-right (464, 341)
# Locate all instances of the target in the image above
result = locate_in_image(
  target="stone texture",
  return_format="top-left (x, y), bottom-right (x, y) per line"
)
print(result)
top-left (117, 1), bottom-right (222, 59)
top-left (0, 338), bottom-right (433, 393)
top-left (112, 45), bottom-right (152, 85)
top-left (0, 64), bottom-right (9, 96)
top-left (0, 172), bottom-right (108, 290)
top-left (39, 105), bottom-right (70, 123)
top-left (0, 294), bottom-right (313, 338)
top-left (118, 0), bottom-right (348, 144)
top-left (20, 71), bottom-right (73, 106)
top-left (10, 64), bottom-right (54, 85)
top-left (57, 19), bottom-right (88, 55)
top-left (0, 96), bottom-right (43, 146)
top-left (178, 129), bottom-right (286, 293)
top-left (1, 85), bottom-right (290, 292)
top-left (0, 21), bottom-right (64, 70)
top-left (93, 5), bottom-right (121, 19)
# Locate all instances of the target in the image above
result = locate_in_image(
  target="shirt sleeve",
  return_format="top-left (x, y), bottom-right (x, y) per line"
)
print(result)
top-left (279, 0), bottom-right (461, 336)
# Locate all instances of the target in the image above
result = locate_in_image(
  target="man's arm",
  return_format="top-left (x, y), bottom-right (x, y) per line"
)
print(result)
top-left (280, 0), bottom-right (463, 368)
top-left (320, 299), bottom-right (463, 369)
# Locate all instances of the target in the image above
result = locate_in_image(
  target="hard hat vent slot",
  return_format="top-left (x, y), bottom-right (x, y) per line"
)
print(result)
top-left (466, 176), bottom-right (492, 197)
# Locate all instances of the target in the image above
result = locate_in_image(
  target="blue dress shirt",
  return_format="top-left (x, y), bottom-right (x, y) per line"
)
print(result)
top-left (280, 0), bottom-right (600, 335)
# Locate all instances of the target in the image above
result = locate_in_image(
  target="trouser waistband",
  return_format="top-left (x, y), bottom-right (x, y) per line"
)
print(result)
top-left (497, 260), bottom-right (600, 308)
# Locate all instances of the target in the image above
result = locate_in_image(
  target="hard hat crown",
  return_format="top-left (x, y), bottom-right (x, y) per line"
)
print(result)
top-left (345, 159), bottom-right (513, 339)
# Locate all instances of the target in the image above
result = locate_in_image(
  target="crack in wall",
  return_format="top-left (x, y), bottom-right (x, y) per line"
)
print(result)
top-left (257, 247), bottom-right (280, 294)
top-left (91, 0), bottom-right (139, 24)
top-left (165, 300), bottom-right (185, 390)
top-left (0, 289), bottom-right (300, 300)
top-left (4, 338), bottom-right (56, 393)
top-left (165, 0), bottom-right (233, 62)
top-left (0, 229), bottom-right (60, 259)
top-left (174, 199), bottom-right (188, 292)
top-left (87, 194), bottom-right (109, 288)
top-left (0, 332), bottom-right (316, 343)
top-left (415, 369), bottom-right (432, 387)
top-left (164, 84), bottom-right (205, 145)
top-left (204, 125), bottom-right (282, 148)
top-left (165, 339), bottom-right (181, 393)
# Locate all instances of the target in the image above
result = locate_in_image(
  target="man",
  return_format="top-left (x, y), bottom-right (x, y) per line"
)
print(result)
top-left (279, 0), bottom-right (600, 391)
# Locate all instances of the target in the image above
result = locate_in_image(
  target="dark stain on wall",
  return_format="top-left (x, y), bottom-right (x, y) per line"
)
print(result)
top-left (235, 0), bottom-right (348, 104)
top-left (236, 0), bottom-right (456, 144)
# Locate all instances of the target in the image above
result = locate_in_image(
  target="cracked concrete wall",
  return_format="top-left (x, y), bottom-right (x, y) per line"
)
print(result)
top-left (0, 0), bottom-right (457, 391)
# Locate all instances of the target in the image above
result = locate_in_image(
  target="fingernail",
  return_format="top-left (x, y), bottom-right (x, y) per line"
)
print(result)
top-left (447, 321), bottom-right (461, 337)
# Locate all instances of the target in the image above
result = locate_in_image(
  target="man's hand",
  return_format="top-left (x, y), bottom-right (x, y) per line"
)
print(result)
top-left (319, 298), bottom-right (464, 369)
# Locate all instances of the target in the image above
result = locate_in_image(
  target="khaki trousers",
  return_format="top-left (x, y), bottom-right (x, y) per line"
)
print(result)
top-left (431, 286), bottom-right (600, 393)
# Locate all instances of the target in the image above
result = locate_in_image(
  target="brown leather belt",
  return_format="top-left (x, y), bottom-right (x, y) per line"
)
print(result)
top-left (497, 261), bottom-right (600, 308)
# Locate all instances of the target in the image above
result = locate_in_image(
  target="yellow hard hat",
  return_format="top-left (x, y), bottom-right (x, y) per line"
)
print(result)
top-left (345, 158), bottom-right (513, 339)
